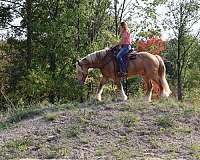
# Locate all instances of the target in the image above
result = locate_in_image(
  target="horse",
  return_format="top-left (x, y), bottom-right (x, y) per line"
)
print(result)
top-left (76, 46), bottom-right (171, 102)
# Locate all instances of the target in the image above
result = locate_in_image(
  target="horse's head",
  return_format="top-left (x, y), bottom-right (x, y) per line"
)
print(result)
top-left (76, 58), bottom-right (88, 86)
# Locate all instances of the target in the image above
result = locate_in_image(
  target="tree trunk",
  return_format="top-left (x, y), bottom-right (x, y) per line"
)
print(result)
top-left (76, 1), bottom-right (83, 103)
top-left (177, 4), bottom-right (183, 101)
top-left (48, 0), bottom-right (60, 104)
top-left (114, 0), bottom-right (118, 37)
top-left (26, 0), bottom-right (32, 69)
top-left (177, 61), bottom-right (183, 100)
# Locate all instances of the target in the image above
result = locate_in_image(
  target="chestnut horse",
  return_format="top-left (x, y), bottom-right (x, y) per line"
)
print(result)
top-left (76, 47), bottom-right (171, 102)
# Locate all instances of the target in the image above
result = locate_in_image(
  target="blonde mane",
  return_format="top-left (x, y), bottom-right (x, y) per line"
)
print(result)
top-left (84, 47), bottom-right (109, 62)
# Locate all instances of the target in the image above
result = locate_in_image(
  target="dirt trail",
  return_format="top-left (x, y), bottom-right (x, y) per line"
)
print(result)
top-left (0, 100), bottom-right (200, 159)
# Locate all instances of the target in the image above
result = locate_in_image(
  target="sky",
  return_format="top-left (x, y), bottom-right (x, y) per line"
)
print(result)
top-left (118, 0), bottom-right (200, 40)
top-left (117, 0), bottom-right (171, 40)
top-left (0, 1), bottom-right (170, 40)
top-left (1, 0), bottom-right (200, 41)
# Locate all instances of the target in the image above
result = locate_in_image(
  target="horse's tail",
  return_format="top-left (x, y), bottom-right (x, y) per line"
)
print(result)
top-left (156, 55), bottom-right (172, 97)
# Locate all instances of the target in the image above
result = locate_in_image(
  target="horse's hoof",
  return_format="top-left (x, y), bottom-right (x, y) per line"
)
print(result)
top-left (161, 91), bottom-right (169, 97)
top-left (123, 96), bottom-right (128, 101)
top-left (96, 95), bottom-right (102, 101)
top-left (144, 96), bottom-right (151, 102)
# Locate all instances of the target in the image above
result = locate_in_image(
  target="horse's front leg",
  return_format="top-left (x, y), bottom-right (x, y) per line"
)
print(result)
top-left (96, 77), bottom-right (108, 101)
top-left (116, 80), bottom-right (128, 101)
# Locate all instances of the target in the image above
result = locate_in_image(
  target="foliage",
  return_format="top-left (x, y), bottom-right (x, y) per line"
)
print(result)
top-left (136, 36), bottom-right (166, 55)
top-left (163, 0), bottom-right (200, 100)
top-left (0, 0), bottom-right (117, 107)
top-left (0, 0), bottom-right (200, 107)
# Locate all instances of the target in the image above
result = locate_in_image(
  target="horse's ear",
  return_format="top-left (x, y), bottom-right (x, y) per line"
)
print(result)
top-left (77, 60), bottom-right (81, 66)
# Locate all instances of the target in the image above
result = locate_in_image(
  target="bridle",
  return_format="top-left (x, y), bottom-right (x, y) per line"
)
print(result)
top-left (76, 45), bottom-right (119, 84)
top-left (77, 60), bottom-right (88, 85)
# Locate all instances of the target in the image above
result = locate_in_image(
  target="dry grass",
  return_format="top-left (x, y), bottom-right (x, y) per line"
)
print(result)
top-left (0, 98), bottom-right (200, 159)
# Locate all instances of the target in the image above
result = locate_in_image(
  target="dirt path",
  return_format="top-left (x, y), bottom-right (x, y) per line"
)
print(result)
top-left (0, 100), bottom-right (200, 159)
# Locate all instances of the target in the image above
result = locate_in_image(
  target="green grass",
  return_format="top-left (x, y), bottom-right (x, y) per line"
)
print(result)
top-left (95, 122), bottom-right (111, 129)
top-left (173, 126), bottom-right (192, 134)
top-left (95, 148), bottom-right (105, 156)
top-left (7, 106), bottom-right (42, 124)
top-left (149, 136), bottom-right (160, 149)
top-left (113, 148), bottom-right (134, 160)
top-left (1, 97), bottom-right (200, 159)
top-left (191, 144), bottom-right (200, 159)
top-left (79, 135), bottom-right (90, 144)
top-left (118, 112), bottom-right (140, 127)
top-left (0, 122), bottom-right (10, 130)
top-left (0, 106), bottom-right (43, 131)
top-left (0, 138), bottom-right (31, 157)
top-left (44, 112), bottom-right (59, 121)
top-left (154, 115), bottom-right (174, 128)
top-left (65, 124), bottom-right (81, 138)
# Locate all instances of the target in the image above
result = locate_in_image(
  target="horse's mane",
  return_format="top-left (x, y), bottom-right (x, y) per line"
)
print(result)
top-left (84, 47), bottom-right (109, 63)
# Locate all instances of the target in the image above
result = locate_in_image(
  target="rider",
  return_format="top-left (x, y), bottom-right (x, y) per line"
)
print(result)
top-left (116, 22), bottom-right (132, 77)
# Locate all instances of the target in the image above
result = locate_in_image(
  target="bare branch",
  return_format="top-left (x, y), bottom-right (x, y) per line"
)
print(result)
top-left (119, 0), bottom-right (126, 22)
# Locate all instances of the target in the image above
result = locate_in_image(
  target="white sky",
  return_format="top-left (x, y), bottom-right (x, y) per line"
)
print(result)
top-left (1, 0), bottom-right (199, 41)
top-left (119, 0), bottom-right (200, 41)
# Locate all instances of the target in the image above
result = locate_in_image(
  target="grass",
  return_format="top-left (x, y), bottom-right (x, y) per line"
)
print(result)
top-left (0, 97), bottom-right (200, 159)
top-left (0, 138), bottom-right (31, 159)
top-left (191, 144), bottom-right (200, 159)
top-left (79, 135), bottom-right (90, 144)
top-left (0, 106), bottom-right (42, 131)
top-left (95, 147), bottom-right (105, 156)
top-left (95, 122), bottom-right (111, 129)
top-left (65, 124), bottom-right (81, 138)
top-left (149, 136), bottom-right (160, 149)
top-left (44, 112), bottom-right (59, 121)
top-left (118, 111), bottom-right (140, 127)
top-left (112, 148), bottom-right (134, 160)
top-left (0, 122), bottom-right (10, 130)
top-left (154, 115), bottom-right (174, 128)
top-left (0, 102), bottom-right (79, 131)
top-left (6, 139), bottom-right (29, 152)
top-left (173, 126), bottom-right (192, 134)
top-left (7, 106), bottom-right (42, 124)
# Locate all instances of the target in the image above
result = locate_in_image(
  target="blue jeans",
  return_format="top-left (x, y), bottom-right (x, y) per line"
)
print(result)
top-left (117, 45), bottom-right (131, 73)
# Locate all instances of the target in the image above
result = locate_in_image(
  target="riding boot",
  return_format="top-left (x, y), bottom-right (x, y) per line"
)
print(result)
top-left (118, 72), bottom-right (127, 78)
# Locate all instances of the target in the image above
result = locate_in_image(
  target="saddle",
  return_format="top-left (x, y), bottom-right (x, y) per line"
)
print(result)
top-left (102, 46), bottom-right (137, 69)
top-left (112, 47), bottom-right (137, 66)
top-left (100, 46), bottom-right (137, 75)
top-left (123, 48), bottom-right (137, 63)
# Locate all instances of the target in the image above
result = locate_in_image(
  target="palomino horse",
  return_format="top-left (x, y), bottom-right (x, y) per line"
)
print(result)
top-left (76, 46), bottom-right (171, 102)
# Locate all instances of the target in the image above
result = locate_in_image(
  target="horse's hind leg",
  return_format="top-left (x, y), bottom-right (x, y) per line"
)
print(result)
top-left (144, 78), bottom-right (153, 102)
top-left (153, 77), bottom-right (169, 98)
top-left (153, 78), bottom-right (164, 97)
top-left (96, 77), bottom-right (108, 101)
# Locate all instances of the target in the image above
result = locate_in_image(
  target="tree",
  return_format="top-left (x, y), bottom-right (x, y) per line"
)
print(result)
top-left (25, 0), bottom-right (33, 68)
top-left (164, 0), bottom-right (200, 100)
top-left (136, 36), bottom-right (166, 55)
top-left (135, 32), bottom-right (166, 97)
top-left (0, 0), bottom-right (116, 107)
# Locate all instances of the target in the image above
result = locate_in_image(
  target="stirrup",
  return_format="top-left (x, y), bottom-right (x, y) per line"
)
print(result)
top-left (118, 72), bottom-right (127, 78)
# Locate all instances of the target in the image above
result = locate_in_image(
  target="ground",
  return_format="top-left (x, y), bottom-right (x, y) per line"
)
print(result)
top-left (0, 98), bottom-right (200, 159)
